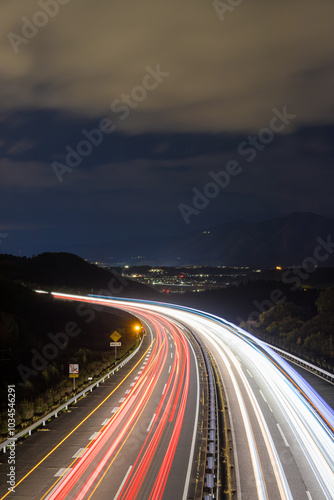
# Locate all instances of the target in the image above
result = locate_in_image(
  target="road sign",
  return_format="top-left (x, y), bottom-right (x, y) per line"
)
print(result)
top-left (69, 364), bottom-right (79, 389)
top-left (110, 342), bottom-right (122, 347)
top-left (69, 364), bottom-right (79, 377)
top-left (110, 330), bottom-right (122, 342)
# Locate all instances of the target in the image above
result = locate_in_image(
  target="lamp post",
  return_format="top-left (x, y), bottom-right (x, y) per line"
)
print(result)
top-left (134, 324), bottom-right (141, 341)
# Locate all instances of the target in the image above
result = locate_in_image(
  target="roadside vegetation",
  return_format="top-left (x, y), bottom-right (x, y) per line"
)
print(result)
top-left (177, 278), bottom-right (334, 373)
top-left (246, 287), bottom-right (334, 373)
top-left (0, 277), bottom-right (141, 438)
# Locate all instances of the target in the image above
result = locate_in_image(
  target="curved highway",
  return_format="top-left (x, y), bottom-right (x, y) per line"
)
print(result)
top-left (51, 292), bottom-right (334, 500)
top-left (0, 305), bottom-right (201, 500)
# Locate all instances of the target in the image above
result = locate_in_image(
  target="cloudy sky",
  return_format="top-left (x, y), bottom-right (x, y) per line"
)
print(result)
top-left (1, 0), bottom-right (334, 255)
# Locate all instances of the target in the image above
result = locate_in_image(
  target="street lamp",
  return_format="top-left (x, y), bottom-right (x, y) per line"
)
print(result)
top-left (134, 324), bottom-right (141, 340)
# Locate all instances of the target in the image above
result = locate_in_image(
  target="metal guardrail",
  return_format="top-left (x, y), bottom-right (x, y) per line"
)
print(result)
top-left (1, 337), bottom-right (143, 453)
top-left (202, 346), bottom-right (219, 500)
top-left (264, 343), bottom-right (334, 384)
top-left (194, 335), bottom-right (220, 500)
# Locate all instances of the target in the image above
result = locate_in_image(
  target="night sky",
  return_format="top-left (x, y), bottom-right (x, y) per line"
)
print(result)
top-left (1, 1), bottom-right (334, 256)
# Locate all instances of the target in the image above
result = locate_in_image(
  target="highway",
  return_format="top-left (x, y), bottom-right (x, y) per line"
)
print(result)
top-left (52, 293), bottom-right (334, 500)
top-left (1, 291), bottom-right (333, 499)
top-left (0, 306), bottom-right (202, 500)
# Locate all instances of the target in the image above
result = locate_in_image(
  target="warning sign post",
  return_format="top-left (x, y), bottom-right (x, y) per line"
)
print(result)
top-left (110, 331), bottom-right (122, 361)
top-left (69, 364), bottom-right (79, 390)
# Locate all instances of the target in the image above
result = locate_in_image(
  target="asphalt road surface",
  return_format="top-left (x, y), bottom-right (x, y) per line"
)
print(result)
top-left (0, 305), bottom-right (201, 500)
top-left (77, 293), bottom-right (334, 500)
top-left (1, 292), bottom-right (333, 500)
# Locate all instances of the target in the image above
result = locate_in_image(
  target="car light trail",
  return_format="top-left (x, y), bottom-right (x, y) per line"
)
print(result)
top-left (197, 325), bottom-right (293, 500)
top-left (50, 292), bottom-right (334, 499)
top-left (42, 297), bottom-right (195, 500)
top-left (0, 342), bottom-right (155, 500)
top-left (45, 315), bottom-right (168, 499)
top-left (168, 309), bottom-right (334, 499)
top-left (117, 319), bottom-right (191, 500)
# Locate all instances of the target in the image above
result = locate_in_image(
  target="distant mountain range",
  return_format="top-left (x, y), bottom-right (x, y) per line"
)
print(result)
top-left (64, 212), bottom-right (334, 267)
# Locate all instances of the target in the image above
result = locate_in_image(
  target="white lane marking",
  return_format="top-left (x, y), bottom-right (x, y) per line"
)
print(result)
top-left (130, 383), bottom-right (135, 387)
top-left (171, 353), bottom-right (173, 358)
top-left (72, 448), bottom-right (86, 458)
top-left (259, 390), bottom-right (267, 404)
top-left (111, 407), bottom-right (119, 413)
top-left (277, 424), bottom-right (289, 447)
top-left (54, 467), bottom-right (71, 477)
top-left (162, 383), bottom-right (167, 395)
top-left (134, 376), bottom-right (139, 380)
top-left (101, 418), bottom-right (110, 426)
top-left (138, 371), bottom-right (142, 375)
top-left (306, 492), bottom-right (313, 500)
top-left (147, 413), bottom-right (156, 432)
top-left (246, 369), bottom-right (253, 378)
top-left (199, 332), bottom-right (290, 500)
top-left (119, 398), bottom-right (125, 403)
top-left (268, 404), bottom-right (273, 413)
top-left (181, 334), bottom-right (200, 500)
top-left (89, 432), bottom-right (99, 440)
top-left (125, 390), bottom-right (130, 394)
top-left (170, 343), bottom-right (172, 348)
top-left (113, 465), bottom-right (132, 500)
top-left (168, 365), bottom-right (172, 373)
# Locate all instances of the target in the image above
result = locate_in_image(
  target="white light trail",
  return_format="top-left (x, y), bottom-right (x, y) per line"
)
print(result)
top-left (52, 292), bottom-right (334, 499)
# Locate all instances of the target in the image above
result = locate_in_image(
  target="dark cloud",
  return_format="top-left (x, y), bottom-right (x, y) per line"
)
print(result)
top-left (1, 1), bottom-right (334, 254)
top-left (1, 1), bottom-right (334, 132)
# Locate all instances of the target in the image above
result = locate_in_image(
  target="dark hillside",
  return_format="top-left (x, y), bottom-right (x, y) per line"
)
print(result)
top-left (0, 252), bottom-right (160, 299)
top-left (0, 278), bottom-right (140, 424)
